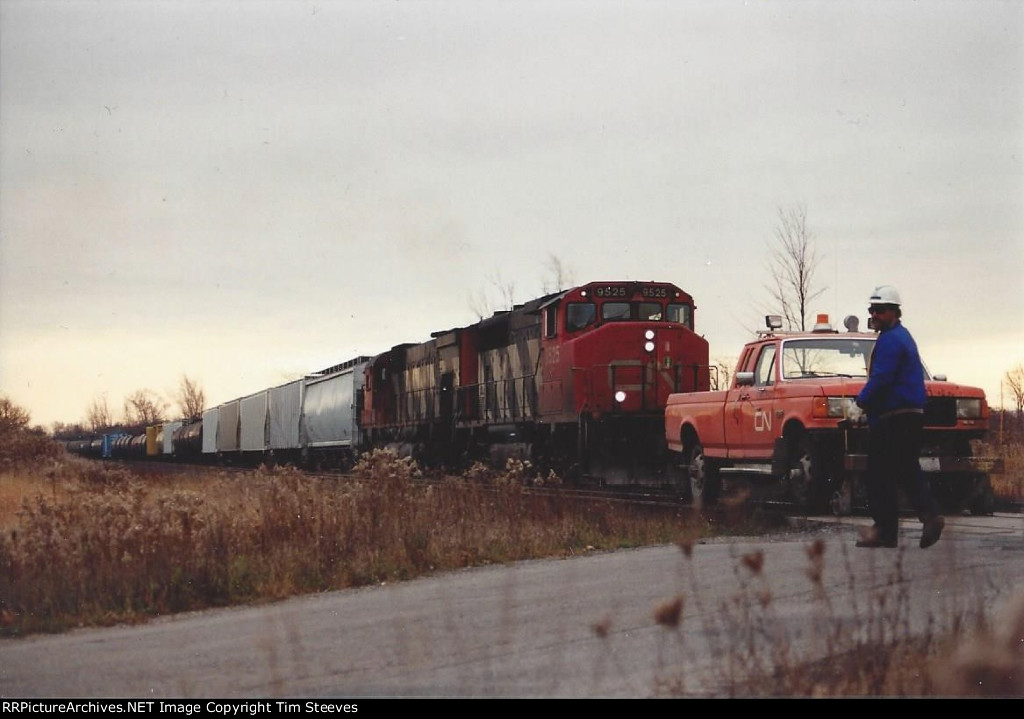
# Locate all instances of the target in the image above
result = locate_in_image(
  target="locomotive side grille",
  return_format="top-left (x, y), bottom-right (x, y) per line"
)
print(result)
top-left (924, 396), bottom-right (957, 427)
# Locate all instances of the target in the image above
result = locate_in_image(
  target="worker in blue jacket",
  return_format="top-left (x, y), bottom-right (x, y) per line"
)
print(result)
top-left (854, 285), bottom-right (944, 549)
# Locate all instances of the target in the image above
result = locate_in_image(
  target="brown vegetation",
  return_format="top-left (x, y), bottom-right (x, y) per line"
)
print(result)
top-left (635, 536), bottom-right (1023, 697)
top-left (1, 420), bottom-right (1021, 696)
top-left (986, 440), bottom-right (1024, 502)
top-left (0, 445), bottom-right (723, 636)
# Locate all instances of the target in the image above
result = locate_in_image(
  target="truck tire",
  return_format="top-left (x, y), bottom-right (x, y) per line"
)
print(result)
top-left (688, 441), bottom-right (720, 509)
top-left (786, 435), bottom-right (826, 514)
top-left (968, 474), bottom-right (996, 516)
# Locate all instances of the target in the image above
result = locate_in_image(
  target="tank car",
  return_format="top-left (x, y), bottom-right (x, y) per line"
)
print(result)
top-left (360, 280), bottom-right (710, 483)
top-left (129, 432), bottom-right (147, 458)
top-left (173, 420), bottom-right (203, 461)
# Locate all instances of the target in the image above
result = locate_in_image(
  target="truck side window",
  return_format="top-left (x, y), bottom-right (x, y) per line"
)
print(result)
top-left (754, 345), bottom-right (776, 387)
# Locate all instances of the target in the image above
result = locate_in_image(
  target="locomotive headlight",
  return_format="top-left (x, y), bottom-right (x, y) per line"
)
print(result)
top-left (614, 390), bottom-right (627, 403)
top-left (956, 398), bottom-right (983, 419)
top-left (644, 329), bottom-right (655, 352)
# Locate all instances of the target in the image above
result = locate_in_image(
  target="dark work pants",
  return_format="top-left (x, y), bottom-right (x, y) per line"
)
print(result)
top-left (865, 412), bottom-right (940, 543)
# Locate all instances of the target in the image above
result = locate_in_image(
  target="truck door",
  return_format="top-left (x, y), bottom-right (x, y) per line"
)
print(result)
top-left (740, 344), bottom-right (778, 459)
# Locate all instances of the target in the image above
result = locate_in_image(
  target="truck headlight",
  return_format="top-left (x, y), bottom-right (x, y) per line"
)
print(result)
top-left (956, 398), bottom-right (983, 419)
top-left (813, 396), bottom-right (858, 419)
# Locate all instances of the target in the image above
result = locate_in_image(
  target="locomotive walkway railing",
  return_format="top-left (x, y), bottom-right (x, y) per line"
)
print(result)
top-left (388, 376), bottom-right (539, 427)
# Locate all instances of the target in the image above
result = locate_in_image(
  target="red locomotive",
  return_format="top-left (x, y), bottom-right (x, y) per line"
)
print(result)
top-left (361, 281), bottom-right (710, 482)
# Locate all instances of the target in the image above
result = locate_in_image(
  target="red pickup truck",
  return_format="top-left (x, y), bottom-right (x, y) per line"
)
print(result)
top-left (664, 314), bottom-right (1000, 515)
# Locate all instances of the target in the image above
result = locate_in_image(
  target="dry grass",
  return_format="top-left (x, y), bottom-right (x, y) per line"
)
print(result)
top-left (634, 537), bottom-right (1024, 697)
top-left (0, 442), bottom-right (731, 636)
top-left (985, 439), bottom-right (1024, 502)
top-left (2, 430), bottom-right (1021, 696)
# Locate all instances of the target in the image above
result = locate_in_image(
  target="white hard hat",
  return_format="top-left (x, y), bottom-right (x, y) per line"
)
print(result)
top-left (868, 285), bottom-right (901, 306)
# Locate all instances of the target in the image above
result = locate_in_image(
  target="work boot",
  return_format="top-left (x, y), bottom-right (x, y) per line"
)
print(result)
top-left (920, 515), bottom-right (945, 549)
top-left (855, 525), bottom-right (897, 548)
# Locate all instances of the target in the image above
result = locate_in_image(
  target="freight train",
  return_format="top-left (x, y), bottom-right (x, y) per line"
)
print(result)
top-left (75, 281), bottom-right (711, 484)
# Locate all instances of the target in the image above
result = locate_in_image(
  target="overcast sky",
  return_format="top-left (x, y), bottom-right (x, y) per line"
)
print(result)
top-left (1, 0), bottom-right (1022, 429)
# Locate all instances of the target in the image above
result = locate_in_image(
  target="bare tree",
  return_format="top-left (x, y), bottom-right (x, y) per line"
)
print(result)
top-left (176, 375), bottom-right (205, 422)
top-left (709, 357), bottom-right (736, 391)
top-left (52, 421), bottom-right (87, 440)
top-left (766, 204), bottom-right (826, 331)
top-left (1004, 364), bottom-right (1024, 418)
top-left (469, 270), bottom-right (518, 320)
top-left (467, 286), bottom-right (492, 321)
top-left (123, 389), bottom-right (167, 427)
top-left (86, 394), bottom-right (114, 433)
top-left (541, 253), bottom-right (575, 294)
top-left (0, 395), bottom-right (31, 434)
top-left (488, 269), bottom-right (516, 310)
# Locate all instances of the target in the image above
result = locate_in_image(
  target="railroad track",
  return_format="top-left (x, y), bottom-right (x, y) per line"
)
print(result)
top-left (110, 458), bottom-right (1022, 517)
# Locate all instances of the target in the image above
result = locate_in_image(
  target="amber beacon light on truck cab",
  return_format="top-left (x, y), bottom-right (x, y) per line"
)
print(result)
top-left (664, 313), bottom-right (1000, 515)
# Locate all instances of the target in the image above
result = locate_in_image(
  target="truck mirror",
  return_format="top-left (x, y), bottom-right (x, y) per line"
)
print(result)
top-left (735, 372), bottom-right (755, 387)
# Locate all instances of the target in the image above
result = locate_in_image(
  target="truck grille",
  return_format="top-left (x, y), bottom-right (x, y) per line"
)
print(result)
top-left (924, 397), bottom-right (957, 427)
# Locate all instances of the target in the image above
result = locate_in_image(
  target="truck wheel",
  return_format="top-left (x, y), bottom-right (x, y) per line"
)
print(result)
top-left (787, 435), bottom-right (825, 514)
top-left (688, 441), bottom-right (720, 509)
top-left (968, 474), bottom-right (996, 516)
top-left (828, 475), bottom-right (854, 517)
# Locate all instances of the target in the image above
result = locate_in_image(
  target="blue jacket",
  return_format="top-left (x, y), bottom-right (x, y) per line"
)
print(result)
top-left (856, 321), bottom-right (927, 422)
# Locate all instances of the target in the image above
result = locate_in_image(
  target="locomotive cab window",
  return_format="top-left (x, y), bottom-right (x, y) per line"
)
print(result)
top-left (638, 302), bottom-right (662, 321)
top-left (602, 302), bottom-right (631, 321)
top-left (667, 303), bottom-right (693, 329)
top-left (545, 306), bottom-right (557, 338)
top-left (566, 302), bottom-right (596, 332)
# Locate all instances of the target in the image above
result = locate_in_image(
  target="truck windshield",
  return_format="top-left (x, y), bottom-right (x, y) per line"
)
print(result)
top-left (781, 338), bottom-right (873, 380)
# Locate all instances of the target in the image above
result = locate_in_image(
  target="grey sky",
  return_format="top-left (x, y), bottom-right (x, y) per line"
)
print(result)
top-left (1, 0), bottom-right (1021, 427)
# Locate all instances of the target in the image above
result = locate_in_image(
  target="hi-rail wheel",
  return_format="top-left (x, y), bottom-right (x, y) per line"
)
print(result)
top-left (687, 441), bottom-right (720, 509)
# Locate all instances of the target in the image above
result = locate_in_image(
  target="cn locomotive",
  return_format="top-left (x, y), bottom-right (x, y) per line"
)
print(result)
top-left (85, 280), bottom-right (712, 484)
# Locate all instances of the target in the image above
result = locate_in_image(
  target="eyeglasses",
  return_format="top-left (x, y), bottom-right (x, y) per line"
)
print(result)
top-left (868, 306), bottom-right (890, 315)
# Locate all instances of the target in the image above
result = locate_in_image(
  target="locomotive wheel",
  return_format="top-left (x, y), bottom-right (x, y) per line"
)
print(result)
top-left (687, 441), bottom-right (720, 509)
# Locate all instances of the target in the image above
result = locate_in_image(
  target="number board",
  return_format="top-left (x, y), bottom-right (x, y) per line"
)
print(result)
top-left (592, 284), bottom-right (670, 299)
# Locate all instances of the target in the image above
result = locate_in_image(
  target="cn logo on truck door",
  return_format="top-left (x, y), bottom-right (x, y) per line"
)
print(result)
top-left (754, 408), bottom-right (772, 432)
